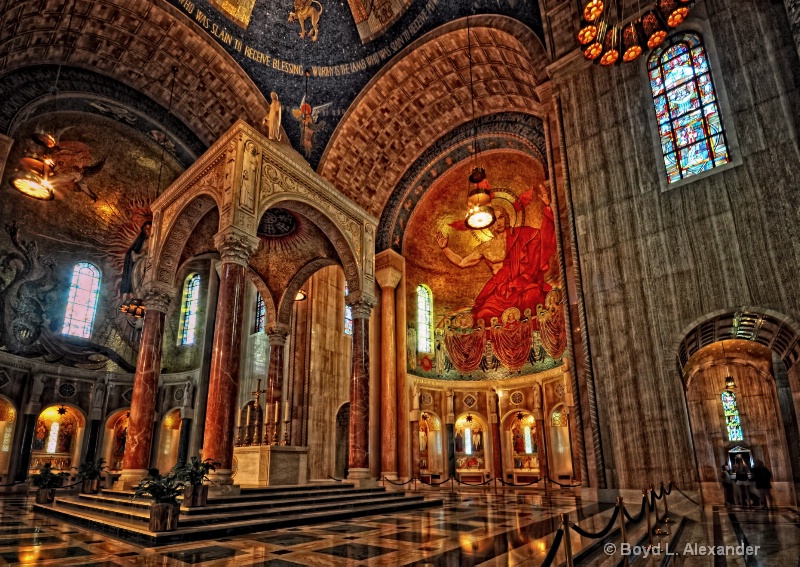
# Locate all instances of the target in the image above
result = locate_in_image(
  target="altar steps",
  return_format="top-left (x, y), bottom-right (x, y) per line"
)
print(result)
top-left (33, 483), bottom-right (442, 546)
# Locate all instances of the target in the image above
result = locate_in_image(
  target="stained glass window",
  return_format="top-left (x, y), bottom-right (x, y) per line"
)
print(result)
top-left (179, 274), bottom-right (201, 346)
top-left (721, 390), bottom-right (743, 442)
top-left (523, 425), bottom-right (533, 454)
top-left (417, 285), bottom-right (433, 353)
top-left (46, 422), bottom-right (59, 454)
top-left (255, 294), bottom-right (266, 334)
top-left (465, 427), bottom-right (473, 455)
top-left (344, 284), bottom-right (353, 336)
top-left (649, 32), bottom-right (729, 183)
top-left (62, 262), bottom-right (101, 338)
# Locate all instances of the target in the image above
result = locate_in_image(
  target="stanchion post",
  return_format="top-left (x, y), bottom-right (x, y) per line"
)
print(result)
top-left (661, 482), bottom-right (672, 523)
top-left (450, 477), bottom-right (454, 493)
top-left (414, 477), bottom-right (417, 491)
top-left (617, 497), bottom-right (629, 567)
top-left (644, 489), bottom-right (653, 548)
top-left (561, 513), bottom-right (574, 567)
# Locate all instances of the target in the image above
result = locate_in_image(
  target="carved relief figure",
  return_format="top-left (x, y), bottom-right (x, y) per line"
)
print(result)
top-left (120, 221), bottom-right (152, 298)
top-left (288, 0), bottom-right (323, 42)
top-left (264, 92), bottom-right (283, 142)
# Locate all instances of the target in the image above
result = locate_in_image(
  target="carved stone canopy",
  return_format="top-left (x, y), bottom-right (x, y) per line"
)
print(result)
top-left (145, 120), bottom-right (378, 329)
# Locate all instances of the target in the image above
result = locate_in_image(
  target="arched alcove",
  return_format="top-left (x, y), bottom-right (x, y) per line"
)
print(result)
top-left (30, 404), bottom-right (86, 476)
top-left (502, 410), bottom-right (540, 483)
top-left (419, 411), bottom-right (444, 476)
top-left (454, 412), bottom-right (489, 481)
top-left (548, 404), bottom-right (573, 481)
top-left (156, 409), bottom-right (182, 473)
top-left (102, 409), bottom-right (130, 473)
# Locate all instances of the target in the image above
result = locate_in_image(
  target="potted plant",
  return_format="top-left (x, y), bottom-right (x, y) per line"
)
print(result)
top-left (174, 457), bottom-right (218, 508)
top-left (29, 463), bottom-right (68, 504)
top-left (75, 458), bottom-right (107, 495)
top-left (133, 468), bottom-right (184, 532)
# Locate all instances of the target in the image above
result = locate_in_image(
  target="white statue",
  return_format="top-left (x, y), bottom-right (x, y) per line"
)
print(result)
top-left (264, 92), bottom-right (282, 141)
top-left (446, 389), bottom-right (454, 416)
top-left (183, 380), bottom-right (194, 408)
top-left (533, 383), bottom-right (542, 410)
top-left (30, 374), bottom-right (45, 403)
top-left (93, 382), bottom-right (106, 410)
top-left (412, 382), bottom-right (420, 411)
top-left (419, 429), bottom-right (427, 452)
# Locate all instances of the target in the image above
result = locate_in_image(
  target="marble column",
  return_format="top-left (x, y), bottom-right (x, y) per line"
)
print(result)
top-left (410, 382), bottom-right (421, 478)
top-left (266, 325), bottom-right (289, 444)
top-left (394, 259), bottom-right (409, 480)
top-left (0, 133), bottom-right (13, 183)
top-left (347, 295), bottom-right (375, 480)
top-left (376, 261), bottom-right (402, 480)
top-left (203, 228), bottom-right (260, 488)
top-left (13, 373), bottom-right (44, 482)
top-left (490, 390), bottom-right (504, 480)
top-left (117, 285), bottom-right (173, 489)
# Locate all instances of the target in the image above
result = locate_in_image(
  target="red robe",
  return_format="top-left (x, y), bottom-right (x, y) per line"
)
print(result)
top-left (472, 205), bottom-right (556, 323)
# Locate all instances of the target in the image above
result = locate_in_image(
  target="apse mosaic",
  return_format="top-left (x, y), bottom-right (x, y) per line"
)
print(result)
top-left (403, 153), bottom-right (565, 381)
top-left (166, 0), bottom-right (543, 166)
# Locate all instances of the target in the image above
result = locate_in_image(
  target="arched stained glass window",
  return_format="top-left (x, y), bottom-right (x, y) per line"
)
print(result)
top-left (417, 285), bottom-right (433, 353)
top-left (721, 390), bottom-right (743, 442)
top-left (179, 274), bottom-right (201, 346)
top-left (46, 421), bottom-right (59, 454)
top-left (648, 32), bottom-right (729, 183)
top-left (344, 283), bottom-right (353, 336)
top-left (465, 427), bottom-right (473, 455)
top-left (255, 293), bottom-right (266, 334)
top-left (523, 425), bottom-right (533, 454)
top-left (62, 262), bottom-right (101, 338)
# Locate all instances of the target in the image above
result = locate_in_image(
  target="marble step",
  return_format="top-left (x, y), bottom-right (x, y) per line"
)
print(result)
top-left (34, 493), bottom-right (444, 546)
top-left (51, 492), bottom-right (427, 526)
top-left (77, 486), bottom-right (387, 512)
top-left (99, 482), bottom-right (358, 502)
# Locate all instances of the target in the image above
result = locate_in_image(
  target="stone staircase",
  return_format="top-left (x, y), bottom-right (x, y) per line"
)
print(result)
top-left (33, 483), bottom-right (443, 546)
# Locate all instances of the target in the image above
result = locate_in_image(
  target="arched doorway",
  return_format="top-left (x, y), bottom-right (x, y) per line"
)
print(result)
top-left (30, 405), bottom-right (86, 476)
top-left (419, 411), bottom-right (444, 475)
top-left (0, 396), bottom-right (17, 477)
top-left (548, 404), bottom-right (573, 480)
top-left (502, 410), bottom-right (540, 483)
top-left (685, 340), bottom-right (795, 505)
top-left (454, 412), bottom-right (489, 482)
top-left (102, 410), bottom-right (129, 473)
top-left (157, 409), bottom-right (182, 473)
top-left (335, 403), bottom-right (350, 479)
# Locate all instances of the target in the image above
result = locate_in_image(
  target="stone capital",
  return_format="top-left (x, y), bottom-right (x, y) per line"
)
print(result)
top-left (266, 323), bottom-right (290, 346)
top-left (347, 295), bottom-right (376, 319)
top-left (376, 265), bottom-right (402, 290)
top-left (214, 226), bottom-right (261, 266)
top-left (142, 282), bottom-right (177, 313)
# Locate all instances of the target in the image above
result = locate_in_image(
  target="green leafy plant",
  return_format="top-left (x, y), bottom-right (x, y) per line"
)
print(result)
top-left (174, 457), bottom-right (219, 487)
top-left (29, 463), bottom-right (68, 489)
top-left (133, 469), bottom-right (184, 506)
top-left (75, 458), bottom-right (108, 481)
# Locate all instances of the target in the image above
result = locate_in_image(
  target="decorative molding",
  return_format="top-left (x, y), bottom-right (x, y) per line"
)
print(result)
top-left (214, 227), bottom-right (261, 266)
top-left (142, 282), bottom-right (177, 313)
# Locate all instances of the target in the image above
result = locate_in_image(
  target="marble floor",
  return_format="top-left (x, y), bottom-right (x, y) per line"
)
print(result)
top-left (0, 491), bottom-right (797, 566)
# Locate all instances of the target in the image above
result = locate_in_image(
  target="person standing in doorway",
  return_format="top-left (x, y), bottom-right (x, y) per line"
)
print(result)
top-left (752, 459), bottom-right (774, 510)
top-left (720, 464), bottom-right (734, 506)
top-left (733, 456), bottom-right (751, 508)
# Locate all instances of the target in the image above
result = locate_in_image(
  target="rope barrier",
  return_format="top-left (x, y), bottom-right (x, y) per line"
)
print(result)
top-left (327, 475), bottom-right (343, 482)
top-left (382, 476), bottom-right (417, 486)
top-left (540, 528), bottom-right (564, 567)
top-left (548, 477), bottom-right (582, 488)
top-left (670, 483), bottom-right (700, 506)
top-left (496, 477), bottom-right (540, 487)
top-left (454, 477), bottom-right (494, 486)
top-left (0, 480), bottom-right (25, 487)
top-left (622, 495), bottom-right (647, 524)
top-left (416, 476), bottom-right (454, 487)
top-left (569, 504), bottom-right (620, 539)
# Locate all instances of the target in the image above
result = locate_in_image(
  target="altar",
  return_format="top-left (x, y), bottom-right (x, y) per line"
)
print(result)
top-left (233, 445), bottom-right (308, 486)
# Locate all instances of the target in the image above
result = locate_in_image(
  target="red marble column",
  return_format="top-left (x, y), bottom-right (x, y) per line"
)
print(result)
top-left (376, 264), bottom-right (401, 480)
top-left (348, 296), bottom-right (375, 479)
top-left (265, 326), bottom-right (288, 444)
top-left (490, 391), bottom-right (504, 480)
top-left (117, 285), bottom-right (173, 489)
top-left (203, 228), bottom-right (260, 487)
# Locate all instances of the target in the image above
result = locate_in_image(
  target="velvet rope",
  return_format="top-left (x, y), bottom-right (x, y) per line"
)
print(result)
top-left (570, 505), bottom-right (620, 540)
top-left (382, 476), bottom-right (417, 486)
top-left (540, 528), bottom-right (564, 567)
top-left (454, 477), bottom-right (493, 486)
top-left (622, 495), bottom-right (647, 524)
top-left (416, 476), bottom-right (455, 487)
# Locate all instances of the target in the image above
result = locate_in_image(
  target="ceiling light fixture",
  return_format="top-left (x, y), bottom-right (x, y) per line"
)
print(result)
top-left (463, 17), bottom-right (495, 231)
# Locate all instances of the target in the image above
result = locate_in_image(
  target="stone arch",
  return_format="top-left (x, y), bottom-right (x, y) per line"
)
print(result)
top-left (153, 193), bottom-right (220, 287)
top-left (276, 258), bottom-right (338, 326)
top-left (0, 0), bottom-right (269, 146)
top-left (259, 196), bottom-right (363, 297)
top-left (670, 307), bottom-right (800, 376)
top-left (319, 15), bottom-right (550, 217)
top-left (247, 270), bottom-right (277, 327)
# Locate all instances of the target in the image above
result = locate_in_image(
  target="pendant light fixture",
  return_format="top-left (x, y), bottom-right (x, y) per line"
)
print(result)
top-left (120, 66), bottom-right (179, 320)
top-left (463, 17), bottom-right (495, 231)
top-left (578, 0), bottom-right (695, 66)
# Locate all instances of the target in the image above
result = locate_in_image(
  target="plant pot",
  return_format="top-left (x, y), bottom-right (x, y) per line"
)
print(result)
top-left (148, 503), bottom-right (180, 532)
top-left (182, 484), bottom-right (208, 508)
top-left (35, 488), bottom-right (56, 504)
top-left (81, 479), bottom-right (101, 494)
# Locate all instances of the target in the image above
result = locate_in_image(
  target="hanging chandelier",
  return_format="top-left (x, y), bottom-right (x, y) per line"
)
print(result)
top-left (577, 0), bottom-right (695, 65)
top-left (462, 17), bottom-right (496, 231)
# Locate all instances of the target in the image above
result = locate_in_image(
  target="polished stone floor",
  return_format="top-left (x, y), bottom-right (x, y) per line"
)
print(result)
top-left (0, 491), bottom-right (798, 565)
